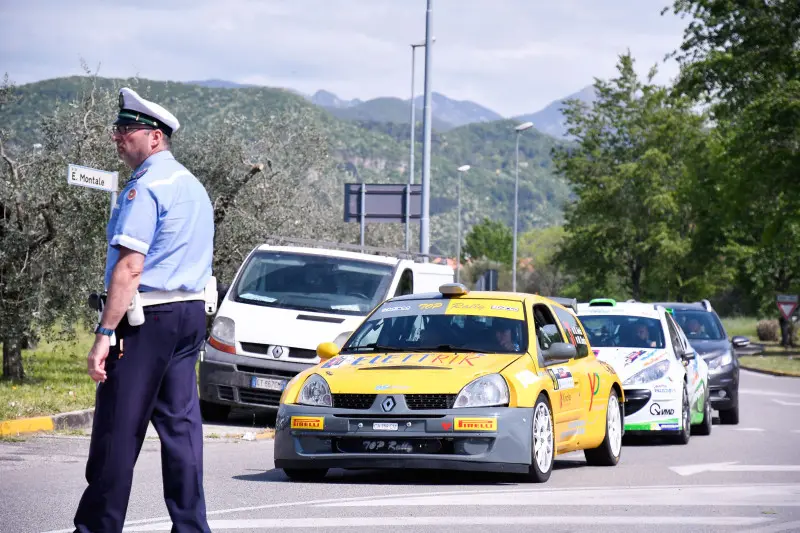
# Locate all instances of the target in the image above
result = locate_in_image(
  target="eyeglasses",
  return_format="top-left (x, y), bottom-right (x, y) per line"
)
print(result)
top-left (110, 124), bottom-right (155, 136)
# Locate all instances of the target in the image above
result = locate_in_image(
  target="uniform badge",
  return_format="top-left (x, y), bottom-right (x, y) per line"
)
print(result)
top-left (132, 168), bottom-right (148, 180)
top-left (127, 188), bottom-right (137, 201)
top-left (119, 93), bottom-right (125, 109)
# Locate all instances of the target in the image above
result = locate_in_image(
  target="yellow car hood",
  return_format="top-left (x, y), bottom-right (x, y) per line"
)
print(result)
top-left (317, 351), bottom-right (525, 394)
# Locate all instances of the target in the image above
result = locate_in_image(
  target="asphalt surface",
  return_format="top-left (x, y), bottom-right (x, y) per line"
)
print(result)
top-left (1, 369), bottom-right (799, 533)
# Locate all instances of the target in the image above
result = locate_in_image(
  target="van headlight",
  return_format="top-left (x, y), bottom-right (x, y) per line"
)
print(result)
top-left (624, 360), bottom-right (670, 386)
top-left (453, 374), bottom-right (509, 408)
top-left (297, 374), bottom-right (333, 407)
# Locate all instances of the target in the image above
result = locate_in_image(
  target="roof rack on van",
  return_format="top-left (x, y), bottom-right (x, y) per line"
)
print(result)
top-left (589, 298), bottom-right (616, 307)
top-left (547, 296), bottom-right (578, 314)
top-left (699, 299), bottom-right (713, 312)
top-left (259, 234), bottom-right (449, 263)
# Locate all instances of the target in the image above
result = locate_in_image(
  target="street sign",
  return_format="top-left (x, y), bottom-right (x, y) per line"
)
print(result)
top-left (343, 183), bottom-right (421, 223)
top-left (776, 294), bottom-right (799, 320)
top-left (67, 164), bottom-right (119, 193)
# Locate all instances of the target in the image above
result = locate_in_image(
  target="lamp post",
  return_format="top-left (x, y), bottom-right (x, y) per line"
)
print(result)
top-left (456, 164), bottom-right (470, 283)
top-left (406, 37), bottom-right (434, 251)
top-left (512, 121), bottom-right (533, 292)
top-left (419, 0), bottom-right (434, 259)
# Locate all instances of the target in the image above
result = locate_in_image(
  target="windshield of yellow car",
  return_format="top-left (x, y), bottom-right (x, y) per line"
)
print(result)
top-left (340, 298), bottom-right (528, 354)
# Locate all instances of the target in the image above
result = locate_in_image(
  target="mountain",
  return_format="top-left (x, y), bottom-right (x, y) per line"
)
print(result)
top-left (312, 91), bottom-right (502, 131)
top-left (187, 79), bottom-right (257, 89)
top-left (1, 76), bottom-right (571, 254)
top-left (309, 90), bottom-right (362, 109)
top-left (514, 86), bottom-right (597, 139)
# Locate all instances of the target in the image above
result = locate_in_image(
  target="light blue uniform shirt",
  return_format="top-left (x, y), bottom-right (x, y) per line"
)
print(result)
top-left (105, 150), bottom-right (214, 292)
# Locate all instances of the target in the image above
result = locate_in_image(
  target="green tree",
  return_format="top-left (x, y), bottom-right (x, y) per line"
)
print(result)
top-left (553, 52), bottom-right (707, 301)
top-left (517, 225), bottom-right (572, 296)
top-left (463, 217), bottom-right (512, 265)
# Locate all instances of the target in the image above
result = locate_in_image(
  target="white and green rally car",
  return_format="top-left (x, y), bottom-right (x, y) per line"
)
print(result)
top-left (576, 299), bottom-right (711, 444)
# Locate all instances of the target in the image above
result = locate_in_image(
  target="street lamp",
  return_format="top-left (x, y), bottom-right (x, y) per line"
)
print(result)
top-left (406, 37), bottom-right (435, 251)
top-left (456, 164), bottom-right (470, 283)
top-left (512, 121), bottom-right (533, 292)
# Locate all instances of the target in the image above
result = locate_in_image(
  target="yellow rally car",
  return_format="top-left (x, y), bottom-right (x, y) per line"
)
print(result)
top-left (274, 284), bottom-right (624, 482)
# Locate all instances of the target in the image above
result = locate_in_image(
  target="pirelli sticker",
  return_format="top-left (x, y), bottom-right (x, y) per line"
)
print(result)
top-left (453, 417), bottom-right (498, 432)
top-left (290, 416), bottom-right (324, 430)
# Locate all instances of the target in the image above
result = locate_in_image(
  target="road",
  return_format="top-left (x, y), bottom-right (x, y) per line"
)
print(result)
top-left (1, 369), bottom-right (799, 533)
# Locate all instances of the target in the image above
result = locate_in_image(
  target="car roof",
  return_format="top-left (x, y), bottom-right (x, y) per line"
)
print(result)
top-left (577, 301), bottom-right (663, 320)
top-left (390, 290), bottom-right (567, 308)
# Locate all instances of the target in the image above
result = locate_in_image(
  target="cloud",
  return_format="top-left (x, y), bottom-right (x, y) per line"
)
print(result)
top-left (0, 0), bottom-right (688, 116)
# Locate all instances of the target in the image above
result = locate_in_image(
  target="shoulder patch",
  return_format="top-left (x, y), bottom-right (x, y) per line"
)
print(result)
top-left (133, 168), bottom-right (149, 180)
top-left (127, 188), bottom-right (137, 201)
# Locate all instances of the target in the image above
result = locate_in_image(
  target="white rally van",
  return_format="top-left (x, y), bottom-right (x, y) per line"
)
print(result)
top-left (198, 241), bottom-right (454, 421)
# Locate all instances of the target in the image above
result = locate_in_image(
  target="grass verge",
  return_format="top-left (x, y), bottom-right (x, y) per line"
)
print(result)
top-left (739, 355), bottom-right (800, 376)
top-left (0, 328), bottom-right (96, 421)
top-left (721, 316), bottom-right (759, 339)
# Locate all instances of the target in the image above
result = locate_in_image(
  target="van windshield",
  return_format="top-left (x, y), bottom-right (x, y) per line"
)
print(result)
top-left (233, 251), bottom-right (394, 316)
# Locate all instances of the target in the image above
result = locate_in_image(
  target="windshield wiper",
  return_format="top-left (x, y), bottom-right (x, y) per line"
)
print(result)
top-left (343, 343), bottom-right (407, 353)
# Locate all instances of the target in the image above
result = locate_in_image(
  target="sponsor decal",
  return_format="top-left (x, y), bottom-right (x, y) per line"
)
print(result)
top-left (418, 302), bottom-right (443, 310)
top-left (625, 350), bottom-right (648, 364)
top-left (597, 360), bottom-right (617, 375)
top-left (454, 417), bottom-right (497, 431)
top-left (653, 385), bottom-right (674, 395)
top-left (587, 372), bottom-right (601, 410)
top-left (375, 384), bottom-right (411, 391)
top-left (491, 304), bottom-right (519, 312)
top-left (381, 306), bottom-right (411, 313)
top-left (547, 367), bottom-right (574, 391)
top-left (649, 403), bottom-right (675, 416)
top-left (441, 422), bottom-right (453, 431)
top-left (592, 348), bottom-right (600, 356)
top-left (324, 352), bottom-right (487, 368)
top-left (515, 369), bottom-right (538, 388)
top-left (450, 302), bottom-right (485, 310)
top-left (290, 416), bottom-right (324, 430)
top-left (560, 390), bottom-right (572, 407)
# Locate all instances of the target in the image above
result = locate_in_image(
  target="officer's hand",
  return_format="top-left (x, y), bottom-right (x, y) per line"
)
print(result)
top-left (87, 335), bottom-right (110, 382)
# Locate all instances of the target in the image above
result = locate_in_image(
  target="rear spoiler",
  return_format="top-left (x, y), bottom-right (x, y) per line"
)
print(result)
top-left (547, 296), bottom-right (578, 314)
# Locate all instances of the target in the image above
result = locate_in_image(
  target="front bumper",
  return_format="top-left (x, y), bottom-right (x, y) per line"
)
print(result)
top-left (199, 343), bottom-right (312, 410)
top-left (621, 387), bottom-right (681, 432)
top-left (708, 366), bottom-right (738, 410)
top-left (274, 399), bottom-right (533, 474)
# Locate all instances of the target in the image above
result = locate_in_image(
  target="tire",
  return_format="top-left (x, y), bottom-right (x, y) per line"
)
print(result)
top-left (692, 394), bottom-right (712, 436)
top-left (522, 394), bottom-right (554, 483)
top-left (200, 400), bottom-right (231, 423)
top-left (584, 388), bottom-right (622, 466)
top-left (671, 386), bottom-right (691, 445)
top-left (719, 404), bottom-right (739, 425)
top-left (283, 468), bottom-right (329, 482)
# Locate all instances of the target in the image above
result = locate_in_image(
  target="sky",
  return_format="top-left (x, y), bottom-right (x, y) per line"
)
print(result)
top-left (0, 0), bottom-right (690, 117)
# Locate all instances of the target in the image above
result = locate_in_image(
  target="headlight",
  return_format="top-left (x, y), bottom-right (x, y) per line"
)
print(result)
top-left (708, 351), bottom-right (734, 373)
top-left (624, 360), bottom-right (670, 386)
top-left (453, 374), bottom-right (509, 408)
top-left (297, 374), bottom-right (333, 407)
top-left (210, 316), bottom-right (235, 345)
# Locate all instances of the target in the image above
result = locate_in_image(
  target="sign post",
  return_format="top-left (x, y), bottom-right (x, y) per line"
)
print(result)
top-left (67, 164), bottom-right (119, 219)
top-left (344, 183), bottom-right (422, 252)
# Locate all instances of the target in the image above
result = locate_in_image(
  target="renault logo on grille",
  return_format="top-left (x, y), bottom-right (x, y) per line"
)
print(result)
top-left (381, 396), bottom-right (396, 412)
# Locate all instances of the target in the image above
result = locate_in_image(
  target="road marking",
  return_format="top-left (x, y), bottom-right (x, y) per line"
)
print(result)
top-left (320, 483), bottom-right (800, 508)
top-left (748, 519), bottom-right (800, 533)
top-left (670, 462), bottom-right (800, 476)
top-left (773, 399), bottom-right (800, 407)
top-left (42, 483), bottom-right (799, 533)
top-left (740, 388), bottom-right (800, 399)
top-left (730, 427), bottom-right (765, 432)
top-left (792, 430), bottom-right (800, 434)
top-left (124, 515), bottom-right (774, 531)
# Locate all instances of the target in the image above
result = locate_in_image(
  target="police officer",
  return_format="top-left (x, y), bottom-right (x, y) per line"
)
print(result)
top-left (74, 88), bottom-right (214, 533)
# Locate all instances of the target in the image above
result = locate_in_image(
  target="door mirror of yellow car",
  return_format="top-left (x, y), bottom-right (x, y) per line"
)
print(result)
top-left (317, 342), bottom-right (340, 361)
top-left (542, 342), bottom-right (577, 366)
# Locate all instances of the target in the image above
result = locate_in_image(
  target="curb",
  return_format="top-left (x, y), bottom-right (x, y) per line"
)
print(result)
top-left (0, 408), bottom-right (94, 437)
top-left (740, 365), bottom-right (800, 378)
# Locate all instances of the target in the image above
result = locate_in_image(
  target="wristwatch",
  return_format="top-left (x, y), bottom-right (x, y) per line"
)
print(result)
top-left (95, 324), bottom-right (115, 337)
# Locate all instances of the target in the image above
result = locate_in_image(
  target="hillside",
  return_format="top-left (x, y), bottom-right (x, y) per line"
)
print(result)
top-left (514, 86), bottom-right (597, 139)
top-left (1, 76), bottom-right (571, 255)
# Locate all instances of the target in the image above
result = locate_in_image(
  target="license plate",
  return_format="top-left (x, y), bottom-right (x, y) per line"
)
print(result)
top-left (372, 422), bottom-right (398, 431)
top-left (250, 376), bottom-right (286, 391)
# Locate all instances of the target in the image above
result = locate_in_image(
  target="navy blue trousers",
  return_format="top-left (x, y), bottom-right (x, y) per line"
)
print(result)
top-left (74, 301), bottom-right (210, 533)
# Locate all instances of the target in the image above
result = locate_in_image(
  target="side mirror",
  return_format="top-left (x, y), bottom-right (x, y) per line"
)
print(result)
top-left (732, 336), bottom-right (750, 348)
top-left (543, 342), bottom-right (577, 364)
top-left (217, 282), bottom-right (230, 303)
top-left (316, 342), bottom-right (340, 361)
